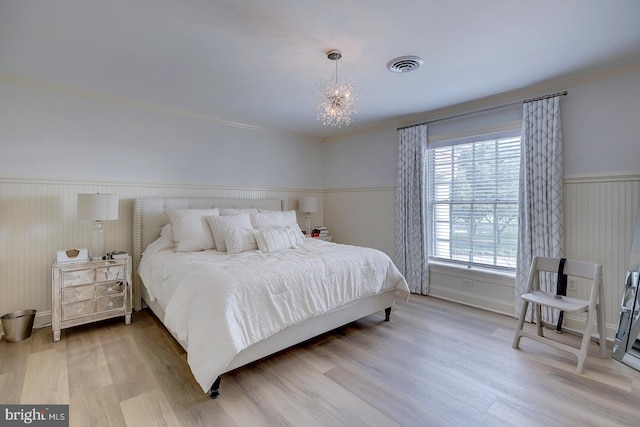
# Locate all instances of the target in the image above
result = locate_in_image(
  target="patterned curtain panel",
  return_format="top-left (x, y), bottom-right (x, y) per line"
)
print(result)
top-left (516, 96), bottom-right (564, 321)
top-left (395, 125), bottom-right (429, 295)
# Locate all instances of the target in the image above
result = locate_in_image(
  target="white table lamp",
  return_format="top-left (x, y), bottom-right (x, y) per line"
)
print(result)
top-left (77, 193), bottom-right (119, 260)
top-left (299, 196), bottom-right (318, 236)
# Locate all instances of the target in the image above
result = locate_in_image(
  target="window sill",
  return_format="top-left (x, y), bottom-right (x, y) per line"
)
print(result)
top-left (428, 260), bottom-right (515, 283)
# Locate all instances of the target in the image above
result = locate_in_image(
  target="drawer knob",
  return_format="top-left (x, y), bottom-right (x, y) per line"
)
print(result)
top-left (76, 308), bottom-right (82, 313)
top-left (108, 302), bottom-right (114, 307)
top-left (107, 287), bottom-right (113, 292)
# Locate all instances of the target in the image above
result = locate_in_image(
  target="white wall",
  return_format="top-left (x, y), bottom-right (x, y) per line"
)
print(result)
top-left (0, 77), bottom-right (324, 188)
top-left (322, 67), bottom-right (640, 338)
top-left (563, 70), bottom-right (640, 178)
top-left (324, 69), bottom-right (640, 188)
top-left (322, 126), bottom-right (398, 189)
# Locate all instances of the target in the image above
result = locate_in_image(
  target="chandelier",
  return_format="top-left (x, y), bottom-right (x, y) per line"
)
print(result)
top-left (316, 49), bottom-right (359, 128)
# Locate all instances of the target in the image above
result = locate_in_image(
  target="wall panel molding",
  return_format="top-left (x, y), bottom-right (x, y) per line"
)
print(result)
top-left (322, 187), bottom-right (396, 193)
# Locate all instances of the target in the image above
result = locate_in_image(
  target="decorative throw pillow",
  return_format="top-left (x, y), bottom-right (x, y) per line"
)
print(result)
top-left (285, 223), bottom-right (305, 246)
top-left (224, 228), bottom-right (258, 254)
top-left (250, 210), bottom-right (305, 241)
top-left (165, 208), bottom-right (219, 252)
top-left (206, 213), bottom-right (254, 253)
top-left (255, 227), bottom-right (299, 253)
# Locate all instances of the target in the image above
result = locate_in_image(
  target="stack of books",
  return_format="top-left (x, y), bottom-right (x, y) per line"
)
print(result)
top-left (311, 227), bottom-right (328, 238)
top-left (108, 251), bottom-right (129, 260)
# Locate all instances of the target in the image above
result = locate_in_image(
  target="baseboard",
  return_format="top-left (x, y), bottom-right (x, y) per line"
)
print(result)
top-left (428, 286), bottom-right (515, 316)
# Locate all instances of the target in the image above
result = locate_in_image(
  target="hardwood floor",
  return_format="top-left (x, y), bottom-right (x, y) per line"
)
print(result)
top-left (2, 295), bottom-right (639, 426)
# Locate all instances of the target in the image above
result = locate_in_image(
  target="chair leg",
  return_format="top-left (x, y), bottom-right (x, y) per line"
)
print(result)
top-left (512, 300), bottom-right (530, 349)
top-left (597, 284), bottom-right (607, 358)
top-left (576, 308), bottom-right (597, 374)
top-left (535, 304), bottom-right (544, 337)
top-left (596, 303), bottom-right (607, 358)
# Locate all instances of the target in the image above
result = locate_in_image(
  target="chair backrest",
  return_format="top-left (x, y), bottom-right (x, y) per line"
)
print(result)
top-left (533, 256), bottom-right (600, 281)
top-left (527, 256), bottom-right (603, 304)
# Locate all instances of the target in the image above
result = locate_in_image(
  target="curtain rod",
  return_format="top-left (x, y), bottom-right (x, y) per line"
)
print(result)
top-left (397, 90), bottom-right (568, 131)
top-left (522, 90), bottom-right (567, 103)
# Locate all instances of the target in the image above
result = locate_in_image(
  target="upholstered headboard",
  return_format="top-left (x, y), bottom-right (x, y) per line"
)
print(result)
top-left (132, 197), bottom-right (282, 310)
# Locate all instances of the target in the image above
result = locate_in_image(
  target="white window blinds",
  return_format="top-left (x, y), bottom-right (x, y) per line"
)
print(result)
top-left (428, 136), bottom-right (521, 269)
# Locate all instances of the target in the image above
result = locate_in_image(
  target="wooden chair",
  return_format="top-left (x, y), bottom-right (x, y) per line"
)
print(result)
top-left (512, 256), bottom-right (606, 373)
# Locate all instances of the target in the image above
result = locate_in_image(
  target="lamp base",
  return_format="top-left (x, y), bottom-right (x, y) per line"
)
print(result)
top-left (90, 220), bottom-right (106, 261)
top-left (305, 214), bottom-right (312, 236)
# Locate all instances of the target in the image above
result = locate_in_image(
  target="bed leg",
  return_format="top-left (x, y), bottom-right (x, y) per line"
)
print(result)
top-left (210, 376), bottom-right (222, 399)
top-left (384, 307), bottom-right (391, 321)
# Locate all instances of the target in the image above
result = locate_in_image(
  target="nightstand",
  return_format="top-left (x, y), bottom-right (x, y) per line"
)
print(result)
top-left (313, 235), bottom-right (333, 242)
top-left (51, 257), bottom-right (132, 342)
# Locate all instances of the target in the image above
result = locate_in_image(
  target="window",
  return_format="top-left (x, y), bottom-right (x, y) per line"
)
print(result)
top-left (428, 136), bottom-right (520, 269)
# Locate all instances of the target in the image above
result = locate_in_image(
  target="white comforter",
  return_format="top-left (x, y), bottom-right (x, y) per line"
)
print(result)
top-left (139, 236), bottom-right (409, 392)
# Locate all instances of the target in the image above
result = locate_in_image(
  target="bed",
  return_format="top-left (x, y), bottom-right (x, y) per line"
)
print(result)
top-left (133, 197), bottom-right (409, 398)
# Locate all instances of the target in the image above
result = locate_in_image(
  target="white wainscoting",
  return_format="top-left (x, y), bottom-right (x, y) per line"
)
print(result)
top-left (427, 175), bottom-right (640, 339)
top-left (563, 175), bottom-right (640, 339)
top-left (325, 175), bottom-right (640, 340)
top-left (323, 187), bottom-right (396, 259)
top-left (428, 263), bottom-right (516, 315)
top-left (3, 175), bottom-right (639, 340)
top-left (0, 177), bottom-right (323, 335)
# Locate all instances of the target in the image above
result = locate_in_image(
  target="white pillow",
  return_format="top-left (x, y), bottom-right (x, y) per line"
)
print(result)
top-left (250, 210), bottom-right (297, 229)
top-left (219, 208), bottom-right (260, 216)
top-left (224, 228), bottom-right (258, 254)
top-left (165, 208), bottom-right (219, 252)
top-left (249, 210), bottom-right (296, 229)
top-left (250, 211), bottom-right (305, 244)
top-left (206, 214), bottom-right (254, 253)
top-left (160, 223), bottom-right (173, 239)
top-left (255, 227), bottom-right (299, 253)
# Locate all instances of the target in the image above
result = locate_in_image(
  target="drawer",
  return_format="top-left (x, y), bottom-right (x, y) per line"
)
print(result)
top-left (62, 284), bottom-right (94, 303)
top-left (96, 281), bottom-right (125, 297)
top-left (62, 269), bottom-right (94, 287)
top-left (63, 300), bottom-right (96, 321)
top-left (95, 264), bottom-right (125, 283)
top-left (97, 295), bottom-right (124, 313)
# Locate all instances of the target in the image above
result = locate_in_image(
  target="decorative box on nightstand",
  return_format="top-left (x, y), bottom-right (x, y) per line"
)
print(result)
top-left (51, 257), bottom-right (132, 342)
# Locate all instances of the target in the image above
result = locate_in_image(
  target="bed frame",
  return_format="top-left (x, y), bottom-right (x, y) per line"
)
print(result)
top-left (133, 197), bottom-right (395, 398)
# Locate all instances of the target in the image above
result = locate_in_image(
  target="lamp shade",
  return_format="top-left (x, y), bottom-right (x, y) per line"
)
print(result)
top-left (77, 193), bottom-right (119, 221)
top-left (299, 196), bottom-right (318, 214)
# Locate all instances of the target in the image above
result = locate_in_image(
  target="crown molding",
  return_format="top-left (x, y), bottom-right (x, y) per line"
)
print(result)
top-left (0, 73), bottom-right (319, 140)
top-left (396, 62), bottom-right (640, 129)
top-left (324, 61), bottom-right (640, 142)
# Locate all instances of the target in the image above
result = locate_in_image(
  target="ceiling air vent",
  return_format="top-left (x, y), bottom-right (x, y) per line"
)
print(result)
top-left (386, 55), bottom-right (424, 73)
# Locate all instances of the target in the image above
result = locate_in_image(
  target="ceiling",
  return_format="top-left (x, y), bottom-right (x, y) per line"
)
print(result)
top-left (1, 1), bottom-right (640, 139)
